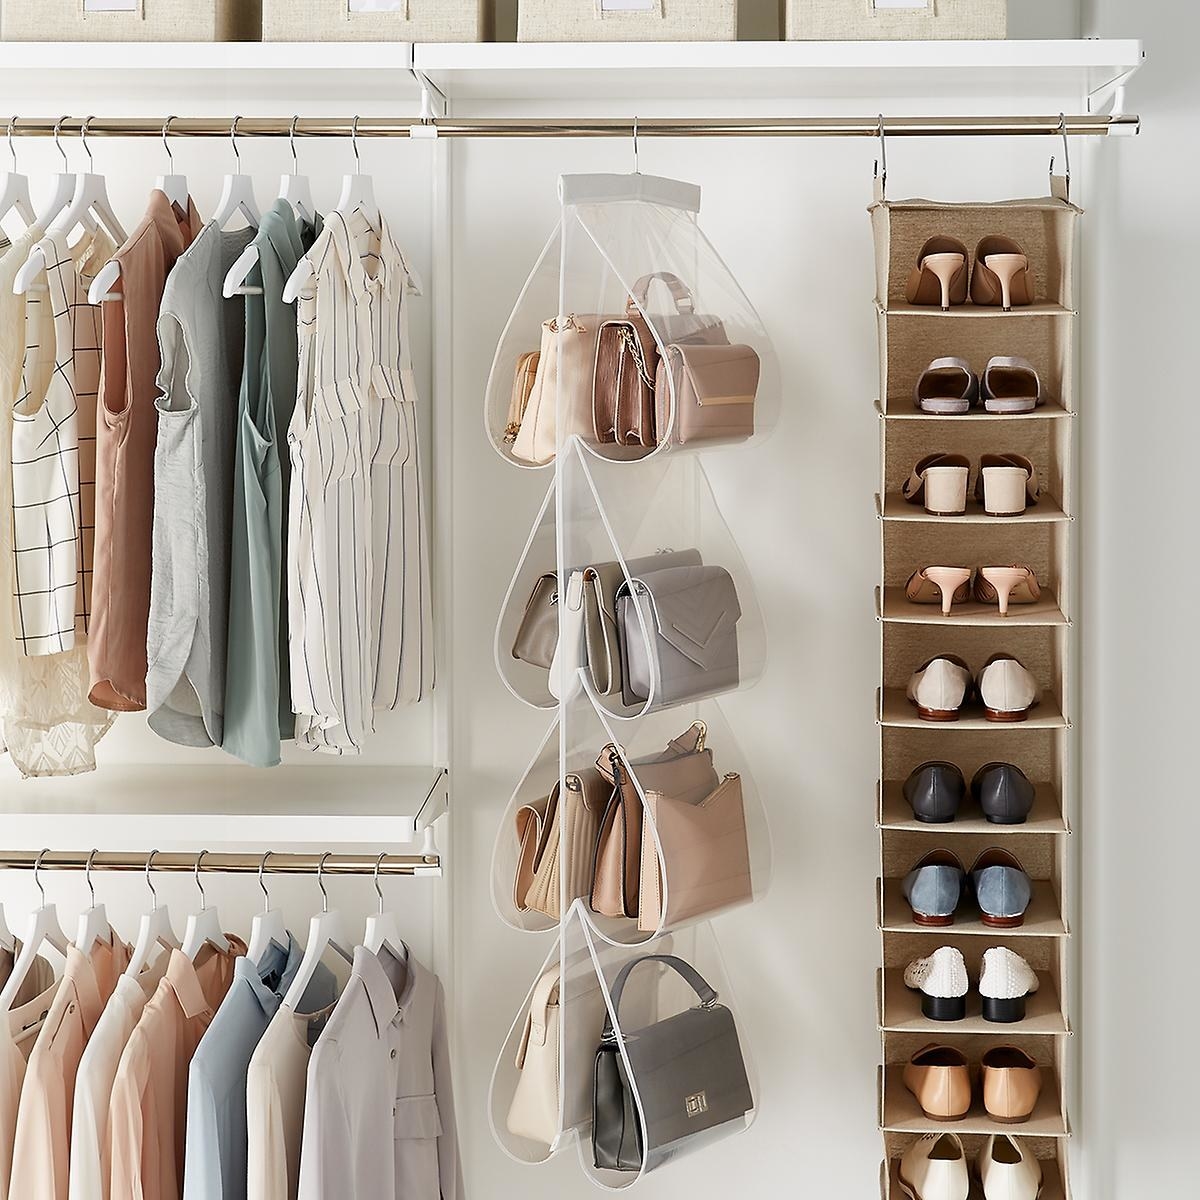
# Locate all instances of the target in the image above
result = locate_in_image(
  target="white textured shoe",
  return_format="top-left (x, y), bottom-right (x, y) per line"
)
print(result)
top-left (907, 656), bottom-right (972, 721)
top-left (978, 1134), bottom-right (1042, 1200)
top-left (976, 654), bottom-right (1040, 722)
top-left (903, 947), bottom-right (969, 1022)
top-left (980, 948), bottom-right (1040, 1024)
top-left (899, 1133), bottom-right (969, 1200)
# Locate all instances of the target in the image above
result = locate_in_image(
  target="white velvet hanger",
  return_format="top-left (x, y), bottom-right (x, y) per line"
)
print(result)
top-left (247, 852), bottom-right (288, 966)
top-left (363, 853), bottom-right (407, 962)
top-left (211, 115), bottom-right (261, 233)
top-left (73, 850), bottom-right (115, 957)
top-left (281, 853), bottom-right (353, 1012)
top-left (0, 117), bottom-right (35, 237)
top-left (154, 116), bottom-right (190, 212)
top-left (0, 851), bottom-right (69, 1013)
top-left (182, 850), bottom-right (232, 959)
top-left (125, 850), bottom-right (180, 978)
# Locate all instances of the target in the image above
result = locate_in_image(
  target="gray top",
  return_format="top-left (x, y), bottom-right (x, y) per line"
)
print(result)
top-left (146, 222), bottom-right (254, 747)
top-left (184, 935), bottom-right (336, 1200)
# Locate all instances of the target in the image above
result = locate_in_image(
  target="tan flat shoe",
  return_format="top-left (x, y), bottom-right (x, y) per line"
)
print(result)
top-left (906, 236), bottom-right (970, 310)
top-left (906, 566), bottom-right (973, 616)
top-left (974, 565), bottom-right (1041, 617)
top-left (903, 1044), bottom-right (972, 1121)
top-left (971, 236), bottom-right (1034, 311)
top-left (980, 1046), bottom-right (1042, 1124)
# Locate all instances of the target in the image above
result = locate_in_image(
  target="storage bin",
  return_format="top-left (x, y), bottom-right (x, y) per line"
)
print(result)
top-left (1, 0), bottom-right (260, 41)
top-left (518, 0), bottom-right (737, 43)
top-left (263, 0), bottom-right (486, 42)
top-left (785, 0), bottom-right (1006, 41)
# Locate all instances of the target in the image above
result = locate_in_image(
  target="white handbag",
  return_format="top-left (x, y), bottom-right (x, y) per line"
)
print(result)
top-left (505, 967), bottom-right (562, 1145)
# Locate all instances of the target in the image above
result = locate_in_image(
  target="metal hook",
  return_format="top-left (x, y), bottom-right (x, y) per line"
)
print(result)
top-left (873, 114), bottom-right (887, 199)
top-left (53, 117), bottom-right (69, 169)
top-left (374, 853), bottom-right (387, 914)
top-left (145, 850), bottom-right (160, 912)
top-left (317, 852), bottom-right (332, 914)
top-left (258, 851), bottom-right (273, 911)
top-left (351, 116), bottom-right (361, 169)
top-left (6, 117), bottom-right (17, 172)
top-left (289, 115), bottom-right (300, 174)
top-left (80, 116), bottom-right (94, 172)
top-left (230, 115), bottom-right (243, 175)
top-left (161, 115), bottom-right (176, 173)
top-left (194, 850), bottom-right (210, 911)
top-left (632, 115), bottom-right (639, 175)
top-left (85, 849), bottom-right (98, 907)
top-left (1050, 112), bottom-right (1071, 201)
top-left (33, 849), bottom-right (51, 906)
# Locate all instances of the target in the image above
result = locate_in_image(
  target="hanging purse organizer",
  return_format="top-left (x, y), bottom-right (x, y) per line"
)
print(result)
top-left (484, 173), bottom-right (777, 1189)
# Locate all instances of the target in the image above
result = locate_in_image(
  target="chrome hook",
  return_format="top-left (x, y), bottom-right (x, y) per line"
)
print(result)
top-left (230, 115), bottom-right (244, 175)
top-left (289, 115), bottom-right (300, 174)
top-left (33, 849), bottom-right (51, 906)
top-left (161, 115), bottom-right (176, 173)
top-left (873, 114), bottom-right (888, 199)
top-left (1050, 112), bottom-right (1071, 201)
top-left (85, 849), bottom-right (98, 908)
top-left (258, 851), bottom-right (273, 911)
top-left (194, 850), bottom-right (210, 911)
top-left (53, 116), bottom-right (69, 169)
top-left (374, 853), bottom-right (387, 914)
top-left (80, 116), bottom-right (94, 172)
top-left (317, 852), bottom-right (332, 914)
top-left (351, 116), bottom-right (361, 169)
top-left (145, 850), bottom-right (160, 912)
top-left (632, 115), bottom-right (639, 175)
top-left (6, 117), bottom-right (17, 172)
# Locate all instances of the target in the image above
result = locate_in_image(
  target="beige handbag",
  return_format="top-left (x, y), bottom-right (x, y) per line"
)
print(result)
top-left (504, 350), bottom-right (541, 444)
top-left (505, 967), bottom-right (561, 1146)
top-left (654, 342), bottom-right (760, 446)
top-left (512, 573), bottom-right (558, 669)
top-left (517, 769), bottom-right (609, 920)
top-left (638, 772), bottom-right (751, 932)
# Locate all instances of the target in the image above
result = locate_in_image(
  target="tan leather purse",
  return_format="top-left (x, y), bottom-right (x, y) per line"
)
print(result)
top-left (590, 723), bottom-right (717, 919)
top-left (504, 350), bottom-right (541, 444)
top-left (512, 573), bottom-right (557, 669)
top-left (593, 311), bottom-right (659, 447)
top-left (517, 769), bottom-right (609, 920)
top-left (505, 967), bottom-right (561, 1146)
top-left (638, 772), bottom-right (751, 932)
top-left (654, 342), bottom-right (760, 447)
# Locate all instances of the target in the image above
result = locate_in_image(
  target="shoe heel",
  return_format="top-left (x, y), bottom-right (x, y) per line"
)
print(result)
top-left (922, 566), bottom-right (972, 615)
top-left (922, 993), bottom-right (967, 1022)
top-left (923, 467), bottom-right (969, 515)
top-left (922, 252), bottom-right (966, 311)
top-left (982, 995), bottom-right (1028, 1024)
top-left (984, 253), bottom-right (1028, 311)
top-left (981, 467), bottom-right (1028, 516)
top-left (980, 566), bottom-right (1029, 616)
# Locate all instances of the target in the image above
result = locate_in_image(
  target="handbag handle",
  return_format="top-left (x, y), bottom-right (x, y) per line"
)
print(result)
top-left (516, 968), bottom-right (562, 1068)
top-left (601, 955), bottom-right (718, 1040)
top-left (626, 272), bottom-right (695, 317)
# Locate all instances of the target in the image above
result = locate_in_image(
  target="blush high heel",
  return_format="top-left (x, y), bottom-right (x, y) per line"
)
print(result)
top-left (906, 236), bottom-right (969, 311)
top-left (971, 236), bottom-right (1034, 311)
top-left (906, 567), bottom-right (973, 615)
top-left (974, 565), bottom-right (1040, 616)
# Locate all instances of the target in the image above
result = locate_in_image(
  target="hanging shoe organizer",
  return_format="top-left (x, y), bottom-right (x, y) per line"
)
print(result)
top-left (871, 182), bottom-right (1080, 1198)
top-left (484, 171), bottom-right (777, 1188)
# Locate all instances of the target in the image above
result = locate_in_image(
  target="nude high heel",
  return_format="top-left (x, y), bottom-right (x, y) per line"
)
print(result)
top-left (906, 236), bottom-right (969, 311)
top-left (906, 567), bottom-right (973, 616)
top-left (971, 236), bottom-right (1034, 311)
top-left (975, 566), bottom-right (1040, 617)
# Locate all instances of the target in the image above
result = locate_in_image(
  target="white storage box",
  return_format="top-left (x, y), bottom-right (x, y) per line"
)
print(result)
top-left (263, 0), bottom-right (486, 41)
top-left (518, 0), bottom-right (738, 43)
top-left (785, 0), bottom-right (1006, 40)
top-left (1, 0), bottom-right (260, 41)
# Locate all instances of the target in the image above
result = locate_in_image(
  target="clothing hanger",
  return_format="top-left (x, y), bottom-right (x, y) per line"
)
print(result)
top-left (0, 905), bottom-right (13, 956)
top-left (0, 851), bottom-right (69, 1013)
top-left (73, 850), bottom-right (114, 956)
top-left (283, 116), bottom-right (377, 304)
top-left (181, 850), bottom-right (232, 959)
top-left (16, 118), bottom-right (126, 296)
top-left (0, 117), bottom-right (36, 237)
top-left (247, 852), bottom-right (288, 966)
top-left (125, 850), bottom-right (180, 978)
top-left (281, 853), bottom-right (353, 1012)
top-left (363, 853), bottom-right (407, 962)
top-left (211, 115), bottom-right (261, 232)
top-left (32, 117), bottom-right (80, 233)
top-left (154, 115), bottom-right (189, 212)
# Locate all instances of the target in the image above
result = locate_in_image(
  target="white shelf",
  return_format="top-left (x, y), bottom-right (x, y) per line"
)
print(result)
top-left (0, 764), bottom-right (446, 851)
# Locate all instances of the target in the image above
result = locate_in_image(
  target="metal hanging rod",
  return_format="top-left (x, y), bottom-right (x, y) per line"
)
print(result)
top-left (3, 113), bottom-right (1139, 140)
top-left (0, 850), bottom-right (440, 877)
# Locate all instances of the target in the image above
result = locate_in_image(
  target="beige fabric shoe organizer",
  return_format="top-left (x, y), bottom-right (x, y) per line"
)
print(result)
top-left (1, 0), bottom-right (259, 41)
top-left (870, 188), bottom-right (1080, 1196)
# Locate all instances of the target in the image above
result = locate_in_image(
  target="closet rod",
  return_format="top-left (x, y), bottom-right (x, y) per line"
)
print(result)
top-left (5, 114), bottom-right (1139, 140)
top-left (0, 851), bottom-right (440, 877)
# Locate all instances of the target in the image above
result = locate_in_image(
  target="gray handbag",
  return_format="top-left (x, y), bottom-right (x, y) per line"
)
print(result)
top-left (592, 954), bottom-right (752, 1172)
top-left (616, 564), bottom-right (741, 708)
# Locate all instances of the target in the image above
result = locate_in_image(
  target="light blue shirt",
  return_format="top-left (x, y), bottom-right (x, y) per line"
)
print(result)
top-left (183, 936), bottom-right (336, 1200)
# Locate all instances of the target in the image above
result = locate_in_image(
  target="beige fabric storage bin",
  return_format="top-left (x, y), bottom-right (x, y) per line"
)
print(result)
top-left (263, 0), bottom-right (486, 42)
top-left (786, 0), bottom-right (1005, 40)
top-left (1, 0), bottom-right (260, 41)
top-left (518, 0), bottom-right (737, 43)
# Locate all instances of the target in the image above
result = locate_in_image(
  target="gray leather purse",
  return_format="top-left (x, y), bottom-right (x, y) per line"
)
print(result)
top-left (592, 954), bottom-right (752, 1172)
top-left (616, 564), bottom-right (741, 708)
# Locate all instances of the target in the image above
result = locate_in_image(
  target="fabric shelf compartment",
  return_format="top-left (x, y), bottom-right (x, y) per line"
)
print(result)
top-left (1, 0), bottom-right (260, 41)
top-left (786, 0), bottom-right (1006, 41)
top-left (263, 0), bottom-right (487, 41)
top-left (518, 0), bottom-right (738, 43)
top-left (881, 1135), bottom-right (1071, 1200)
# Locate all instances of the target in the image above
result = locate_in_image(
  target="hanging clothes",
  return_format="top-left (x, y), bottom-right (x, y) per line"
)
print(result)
top-left (89, 190), bottom-right (202, 713)
top-left (9, 935), bottom-right (131, 1200)
top-left (287, 211), bottom-right (434, 756)
top-left (145, 221), bottom-right (253, 748)
top-left (0, 227), bottom-right (113, 778)
top-left (182, 936), bottom-right (334, 1200)
top-left (109, 938), bottom-right (244, 1200)
top-left (296, 945), bottom-right (462, 1200)
top-left (224, 201), bottom-right (321, 768)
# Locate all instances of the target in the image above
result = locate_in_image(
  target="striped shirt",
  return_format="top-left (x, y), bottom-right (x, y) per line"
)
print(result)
top-left (11, 228), bottom-right (113, 656)
top-left (287, 210), bottom-right (433, 755)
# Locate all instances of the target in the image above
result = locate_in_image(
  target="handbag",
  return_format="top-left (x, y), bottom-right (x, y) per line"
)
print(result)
top-left (590, 722), bottom-right (716, 920)
top-left (638, 772), bottom-right (751, 933)
top-left (654, 342), bottom-right (760, 447)
top-left (616, 564), bottom-right (742, 709)
top-left (626, 271), bottom-right (729, 349)
top-left (592, 955), bottom-right (753, 1172)
top-left (517, 768), bottom-right (609, 921)
top-left (593, 308), bottom-right (659, 447)
top-left (504, 350), bottom-right (541, 444)
top-left (506, 967), bottom-right (562, 1146)
top-left (511, 572), bottom-right (558, 669)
